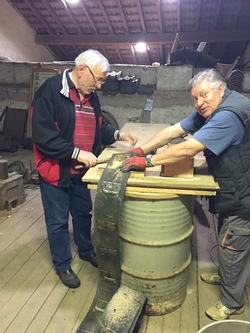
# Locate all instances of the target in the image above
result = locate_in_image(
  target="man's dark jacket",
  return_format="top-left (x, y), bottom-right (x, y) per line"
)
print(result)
top-left (31, 70), bottom-right (116, 187)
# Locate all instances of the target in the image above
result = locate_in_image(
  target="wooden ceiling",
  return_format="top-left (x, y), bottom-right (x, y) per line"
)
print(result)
top-left (7, 0), bottom-right (250, 66)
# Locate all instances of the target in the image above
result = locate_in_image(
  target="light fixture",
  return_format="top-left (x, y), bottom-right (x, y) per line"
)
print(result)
top-left (134, 42), bottom-right (147, 53)
top-left (62, 0), bottom-right (80, 5)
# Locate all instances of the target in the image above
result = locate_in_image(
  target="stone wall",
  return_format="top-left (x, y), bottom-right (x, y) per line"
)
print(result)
top-left (0, 61), bottom-right (249, 130)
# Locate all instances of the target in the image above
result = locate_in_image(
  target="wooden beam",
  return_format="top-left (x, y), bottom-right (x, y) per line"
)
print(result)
top-left (117, 0), bottom-right (129, 33)
top-left (35, 29), bottom-right (250, 45)
top-left (195, 0), bottom-right (201, 31)
top-left (156, 0), bottom-right (163, 33)
top-left (115, 46), bottom-right (125, 63)
top-left (130, 45), bottom-right (137, 64)
top-left (23, 0), bottom-right (53, 34)
top-left (176, 0), bottom-right (181, 32)
top-left (97, 0), bottom-right (113, 33)
top-left (212, 0), bottom-right (222, 30)
top-left (79, 0), bottom-right (98, 33)
top-left (136, 0), bottom-right (146, 33)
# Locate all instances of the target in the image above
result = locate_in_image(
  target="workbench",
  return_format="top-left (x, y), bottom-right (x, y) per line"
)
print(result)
top-left (83, 122), bottom-right (219, 196)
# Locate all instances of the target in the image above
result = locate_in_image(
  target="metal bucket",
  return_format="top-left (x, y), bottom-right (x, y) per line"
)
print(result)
top-left (120, 192), bottom-right (193, 315)
top-left (197, 320), bottom-right (250, 333)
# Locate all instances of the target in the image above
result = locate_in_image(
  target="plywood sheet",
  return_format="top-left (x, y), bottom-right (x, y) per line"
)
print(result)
top-left (82, 123), bottom-right (219, 196)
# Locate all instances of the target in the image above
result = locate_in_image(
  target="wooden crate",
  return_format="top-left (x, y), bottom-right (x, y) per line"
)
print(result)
top-left (0, 173), bottom-right (25, 210)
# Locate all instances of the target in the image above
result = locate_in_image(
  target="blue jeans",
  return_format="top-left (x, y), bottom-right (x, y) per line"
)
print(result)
top-left (39, 174), bottom-right (94, 273)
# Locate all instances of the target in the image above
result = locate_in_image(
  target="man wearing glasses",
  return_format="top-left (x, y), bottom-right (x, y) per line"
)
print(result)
top-left (31, 49), bottom-right (137, 289)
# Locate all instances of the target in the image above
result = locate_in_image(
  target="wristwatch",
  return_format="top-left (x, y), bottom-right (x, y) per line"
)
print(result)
top-left (146, 154), bottom-right (154, 167)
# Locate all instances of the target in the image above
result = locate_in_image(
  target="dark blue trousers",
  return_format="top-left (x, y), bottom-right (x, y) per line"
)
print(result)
top-left (39, 174), bottom-right (94, 273)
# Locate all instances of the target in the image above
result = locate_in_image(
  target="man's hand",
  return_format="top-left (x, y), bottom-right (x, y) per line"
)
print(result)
top-left (77, 150), bottom-right (98, 168)
top-left (120, 132), bottom-right (138, 146)
top-left (120, 156), bottom-right (147, 172)
top-left (127, 147), bottom-right (144, 157)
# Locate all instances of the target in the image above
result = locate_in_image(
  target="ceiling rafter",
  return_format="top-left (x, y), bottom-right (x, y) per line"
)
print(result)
top-left (117, 0), bottom-right (129, 33)
top-left (41, 1), bottom-right (80, 56)
top-left (156, 0), bottom-right (163, 33)
top-left (146, 47), bottom-right (152, 65)
top-left (136, 0), bottom-right (146, 33)
top-left (115, 46), bottom-right (124, 63)
top-left (22, 0), bottom-right (69, 59)
top-left (195, 0), bottom-right (202, 31)
top-left (194, 0), bottom-right (210, 54)
top-left (35, 29), bottom-right (250, 45)
top-left (130, 45), bottom-right (137, 64)
top-left (176, 0), bottom-right (181, 32)
top-left (22, 0), bottom-right (53, 34)
top-left (216, 0), bottom-right (244, 30)
top-left (97, 0), bottom-right (113, 33)
top-left (98, 46), bottom-right (109, 60)
top-left (40, 0), bottom-right (67, 33)
top-left (79, 0), bottom-right (98, 34)
top-left (59, 1), bottom-right (83, 34)
top-left (158, 45), bottom-right (164, 64)
top-left (212, 0), bottom-right (223, 30)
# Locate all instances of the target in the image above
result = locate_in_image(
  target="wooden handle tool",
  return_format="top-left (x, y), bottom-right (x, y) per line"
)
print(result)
top-left (75, 157), bottom-right (111, 169)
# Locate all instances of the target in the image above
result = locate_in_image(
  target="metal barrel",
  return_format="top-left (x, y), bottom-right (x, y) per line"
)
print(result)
top-left (120, 192), bottom-right (194, 315)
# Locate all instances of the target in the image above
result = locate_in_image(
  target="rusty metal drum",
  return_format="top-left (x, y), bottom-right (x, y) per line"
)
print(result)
top-left (120, 192), bottom-right (194, 315)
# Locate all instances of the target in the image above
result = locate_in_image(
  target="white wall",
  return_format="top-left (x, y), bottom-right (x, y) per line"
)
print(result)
top-left (0, 0), bottom-right (56, 62)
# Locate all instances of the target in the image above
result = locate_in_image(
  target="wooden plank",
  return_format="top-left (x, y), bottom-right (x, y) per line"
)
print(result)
top-left (194, 198), bottom-right (221, 329)
top-left (70, 280), bottom-right (98, 333)
top-left (0, 194), bottom-right (44, 255)
top-left (0, 216), bottom-right (47, 290)
top-left (119, 122), bottom-right (168, 147)
top-left (0, 240), bottom-right (52, 331)
top-left (82, 122), bottom-right (219, 195)
top-left (84, 153), bottom-right (218, 194)
top-left (179, 261), bottom-right (199, 332)
top-left (143, 315), bottom-right (164, 333)
top-left (85, 169), bottom-right (219, 192)
top-left (3, 261), bottom-right (56, 333)
top-left (42, 261), bottom-right (98, 333)
top-left (138, 316), bottom-right (148, 333)
top-left (88, 184), bottom-right (217, 197)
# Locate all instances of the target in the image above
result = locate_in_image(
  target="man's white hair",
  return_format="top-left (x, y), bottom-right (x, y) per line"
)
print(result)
top-left (75, 49), bottom-right (110, 72)
top-left (189, 68), bottom-right (226, 91)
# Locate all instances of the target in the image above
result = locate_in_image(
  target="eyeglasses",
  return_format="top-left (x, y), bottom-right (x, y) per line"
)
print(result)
top-left (86, 65), bottom-right (106, 85)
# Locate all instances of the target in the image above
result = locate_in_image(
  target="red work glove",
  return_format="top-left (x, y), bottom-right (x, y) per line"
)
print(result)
top-left (127, 147), bottom-right (144, 157)
top-left (120, 156), bottom-right (147, 172)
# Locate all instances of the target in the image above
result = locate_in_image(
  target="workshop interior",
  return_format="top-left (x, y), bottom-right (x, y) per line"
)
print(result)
top-left (0, 1), bottom-right (250, 333)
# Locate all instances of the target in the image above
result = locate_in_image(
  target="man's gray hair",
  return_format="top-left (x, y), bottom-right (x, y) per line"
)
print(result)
top-left (75, 49), bottom-right (110, 72)
top-left (189, 68), bottom-right (226, 91)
